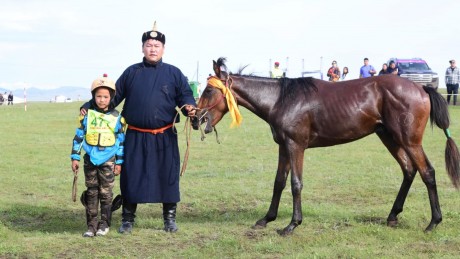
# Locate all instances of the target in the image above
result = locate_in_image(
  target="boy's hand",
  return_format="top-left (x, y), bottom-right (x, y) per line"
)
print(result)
top-left (114, 165), bottom-right (121, 176)
top-left (80, 108), bottom-right (87, 116)
top-left (71, 160), bottom-right (79, 173)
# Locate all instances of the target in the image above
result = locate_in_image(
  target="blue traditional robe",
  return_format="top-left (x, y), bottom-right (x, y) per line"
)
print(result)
top-left (114, 58), bottom-right (196, 203)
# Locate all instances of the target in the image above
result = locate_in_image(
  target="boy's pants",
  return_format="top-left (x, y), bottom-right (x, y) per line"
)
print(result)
top-left (82, 155), bottom-right (115, 232)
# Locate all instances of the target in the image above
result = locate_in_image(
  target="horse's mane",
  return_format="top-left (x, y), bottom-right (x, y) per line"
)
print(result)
top-left (279, 77), bottom-right (317, 103)
top-left (216, 57), bottom-right (317, 103)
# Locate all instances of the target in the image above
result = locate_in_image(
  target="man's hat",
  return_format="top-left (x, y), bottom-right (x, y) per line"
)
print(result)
top-left (142, 21), bottom-right (166, 44)
top-left (274, 62), bottom-right (279, 66)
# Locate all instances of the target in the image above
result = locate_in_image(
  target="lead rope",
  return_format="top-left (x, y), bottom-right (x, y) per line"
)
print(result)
top-left (173, 105), bottom-right (222, 176)
top-left (173, 105), bottom-right (193, 176)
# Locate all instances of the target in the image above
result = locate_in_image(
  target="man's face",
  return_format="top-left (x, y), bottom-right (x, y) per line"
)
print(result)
top-left (364, 60), bottom-right (369, 65)
top-left (142, 39), bottom-right (164, 63)
top-left (451, 61), bottom-right (456, 67)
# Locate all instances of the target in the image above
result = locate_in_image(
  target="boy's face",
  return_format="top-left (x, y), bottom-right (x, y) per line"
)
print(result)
top-left (94, 88), bottom-right (111, 111)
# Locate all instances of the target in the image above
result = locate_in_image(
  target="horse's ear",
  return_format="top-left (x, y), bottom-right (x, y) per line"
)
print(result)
top-left (213, 60), bottom-right (221, 78)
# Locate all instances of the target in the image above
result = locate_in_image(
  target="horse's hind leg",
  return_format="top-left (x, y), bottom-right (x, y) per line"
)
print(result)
top-left (254, 145), bottom-right (291, 229)
top-left (406, 146), bottom-right (441, 231)
top-left (378, 129), bottom-right (442, 231)
top-left (376, 130), bottom-right (417, 227)
top-left (416, 151), bottom-right (442, 231)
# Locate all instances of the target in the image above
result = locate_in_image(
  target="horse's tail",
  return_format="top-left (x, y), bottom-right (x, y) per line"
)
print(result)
top-left (424, 86), bottom-right (460, 189)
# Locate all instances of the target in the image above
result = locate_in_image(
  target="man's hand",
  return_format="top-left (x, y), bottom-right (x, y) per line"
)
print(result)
top-left (71, 160), bottom-right (79, 173)
top-left (185, 105), bottom-right (196, 117)
top-left (114, 165), bottom-right (121, 176)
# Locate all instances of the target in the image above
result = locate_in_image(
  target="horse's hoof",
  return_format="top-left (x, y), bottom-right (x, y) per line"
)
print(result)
top-left (276, 228), bottom-right (293, 236)
top-left (387, 220), bottom-right (398, 227)
top-left (253, 220), bottom-right (268, 229)
top-left (424, 222), bottom-right (439, 233)
top-left (252, 224), bottom-right (265, 230)
top-left (253, 221), bottom-right (267, 229)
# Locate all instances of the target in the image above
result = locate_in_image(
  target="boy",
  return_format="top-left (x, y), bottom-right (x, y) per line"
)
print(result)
top-left (71, 74), bottom-right (125, 237)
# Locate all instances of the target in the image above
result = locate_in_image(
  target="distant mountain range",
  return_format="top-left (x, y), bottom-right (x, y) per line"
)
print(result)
top-left (0, 86), bottom-right (92, 102)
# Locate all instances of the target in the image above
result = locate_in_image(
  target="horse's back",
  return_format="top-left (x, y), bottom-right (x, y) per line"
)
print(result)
top-left (301, 76), bottom-right (430, 147)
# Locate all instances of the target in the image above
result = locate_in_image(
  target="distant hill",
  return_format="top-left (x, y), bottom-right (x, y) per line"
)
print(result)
top-left (0, 86), bottom-right (91, 102)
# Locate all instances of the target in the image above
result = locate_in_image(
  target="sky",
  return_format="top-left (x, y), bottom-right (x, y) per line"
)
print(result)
top-left (1, 0), bottom-right (460, 90)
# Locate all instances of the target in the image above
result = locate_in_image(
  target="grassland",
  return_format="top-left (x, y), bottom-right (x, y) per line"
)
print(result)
top-left (0, 99), bottom-right (460, 258)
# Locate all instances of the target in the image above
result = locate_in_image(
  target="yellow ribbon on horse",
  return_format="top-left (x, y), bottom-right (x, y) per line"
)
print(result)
top-left (207, 76), bottom-right (243, 128)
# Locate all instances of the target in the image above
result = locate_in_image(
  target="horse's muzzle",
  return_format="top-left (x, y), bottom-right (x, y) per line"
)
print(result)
top-left (191, 110), bottom-right (213, 134)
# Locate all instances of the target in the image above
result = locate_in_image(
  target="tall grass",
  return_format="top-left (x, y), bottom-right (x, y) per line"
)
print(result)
top-left (0, 100), bottom-right (460, 258)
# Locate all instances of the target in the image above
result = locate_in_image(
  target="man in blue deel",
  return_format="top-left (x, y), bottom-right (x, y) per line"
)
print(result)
top-left (81, 21), bottom-right (196, 234)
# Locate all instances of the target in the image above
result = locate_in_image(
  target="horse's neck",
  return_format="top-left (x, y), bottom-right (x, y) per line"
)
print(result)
top-left (231, 77), bottom-right (277, 121)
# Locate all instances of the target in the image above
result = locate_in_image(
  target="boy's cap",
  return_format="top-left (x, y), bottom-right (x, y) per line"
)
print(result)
top-left (91, 74), bottom-right (116, 93)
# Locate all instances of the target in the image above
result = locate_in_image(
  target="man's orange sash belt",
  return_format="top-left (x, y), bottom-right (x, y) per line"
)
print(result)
top-left (128, 123), bottom-right (173, 134)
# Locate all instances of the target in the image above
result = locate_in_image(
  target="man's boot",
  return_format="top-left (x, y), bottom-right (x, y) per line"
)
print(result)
top-left (163, 203), bottom-right (178, 232)
top-left (118, 201), bottom-right (137, 234)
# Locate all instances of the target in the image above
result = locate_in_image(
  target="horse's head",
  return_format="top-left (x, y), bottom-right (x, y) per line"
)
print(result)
top-left (192, 58), bottom-right (230, 133)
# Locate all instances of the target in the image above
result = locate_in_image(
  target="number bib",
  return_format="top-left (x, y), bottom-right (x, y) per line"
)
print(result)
top-left (86, 110), bottom-right (118, 146)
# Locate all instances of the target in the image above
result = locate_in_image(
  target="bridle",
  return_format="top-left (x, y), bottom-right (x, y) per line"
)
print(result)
top-left (196, 75), bottom-right (233, 121)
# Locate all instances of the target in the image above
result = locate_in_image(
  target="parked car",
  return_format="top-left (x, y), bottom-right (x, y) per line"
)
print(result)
top-left (387, 58), bottom-right (439, 89)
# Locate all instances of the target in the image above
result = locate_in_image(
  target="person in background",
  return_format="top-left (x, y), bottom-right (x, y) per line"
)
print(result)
top-left (71, 74), bottom-right (125, 237)
top-left (387, 61), bottom-right (399, 75)
top-left (378, 63), bottom-right (389, 75)
top-left (341, 66), bottom-right (349, 81)
top-left (445, 59), bottom-right (460, 105)
top-left (359, 58), bottom-right (376, 78)
top-left (327, 60), bottom-right (341, 82)
top-left (7, 92), bottom-right (13, 105)
top-left (271, 61), bottom-right (284, 78)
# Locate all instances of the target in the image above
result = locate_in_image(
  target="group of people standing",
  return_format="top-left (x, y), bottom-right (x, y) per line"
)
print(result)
top-left (326, 60), bottom-right (349, 81)
top-left (326, 57), bottom-right (400, 82)
top-left (71, 22), bottom-right (197, 237)
top-left (325, 57), bottom-right (460, 107)
top-left (327, 57), bottom-right (378, 82)
top-left (0, 92), bottom-right (13, 105)
top-left (378, 61), bottom-right (399, 75)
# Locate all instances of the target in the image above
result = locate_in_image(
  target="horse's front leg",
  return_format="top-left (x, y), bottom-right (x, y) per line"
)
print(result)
top-left (277, 144), bottom-right (304, 236)
top-left (254, 145), bottom-right (290, 229)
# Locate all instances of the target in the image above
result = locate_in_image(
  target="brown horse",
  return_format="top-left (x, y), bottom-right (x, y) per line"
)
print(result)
top-left (192, 57), bottom-right (460, 236)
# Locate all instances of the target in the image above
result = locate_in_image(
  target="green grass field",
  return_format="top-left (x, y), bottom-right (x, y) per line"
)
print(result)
top-left (1, 99), bottom-right (460, 258)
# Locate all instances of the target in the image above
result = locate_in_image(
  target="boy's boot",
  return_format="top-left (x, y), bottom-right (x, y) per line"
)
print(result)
top-left (96, 204), bottom-right (112, 236)
top-left (82, 189), bottom-right (98, 237)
